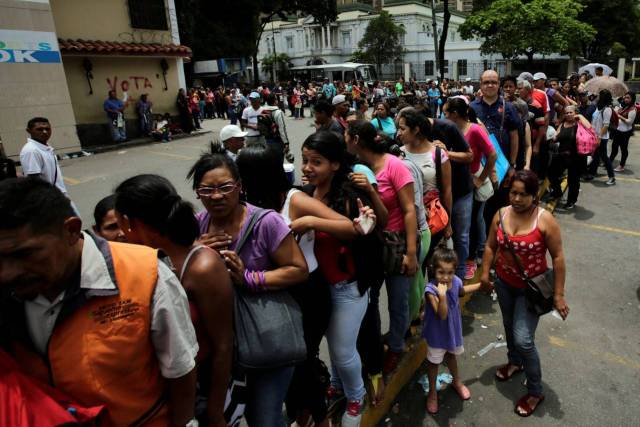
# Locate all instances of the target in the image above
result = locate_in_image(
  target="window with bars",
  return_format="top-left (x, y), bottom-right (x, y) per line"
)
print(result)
top-left (128, 0), bottom-right (168, 30)
top-left (425, 60), bottom-right (434, 76)
top-left (458, 59), bottom-right (467, 76)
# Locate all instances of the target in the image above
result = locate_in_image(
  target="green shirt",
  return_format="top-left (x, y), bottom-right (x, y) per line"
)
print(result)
top-left (395, 82), bottom-right (403, 96)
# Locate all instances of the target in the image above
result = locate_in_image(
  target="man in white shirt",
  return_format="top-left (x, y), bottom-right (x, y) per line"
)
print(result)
top-left (241, 92), bottom-right (265, 146)
top-left (0, 178), bottom-right (199, 426)
top-left (219, 124), bottom-right (248, 161)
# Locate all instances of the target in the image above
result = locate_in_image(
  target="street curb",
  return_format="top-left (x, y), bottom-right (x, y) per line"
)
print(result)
top-left (81, 129), bottom-right (212, 156)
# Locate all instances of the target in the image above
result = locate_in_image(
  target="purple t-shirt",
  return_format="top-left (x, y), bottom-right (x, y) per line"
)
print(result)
top-left (195, 203), bottom-right (291, 271)
top-left (422, 276), bottom-right (464, 350)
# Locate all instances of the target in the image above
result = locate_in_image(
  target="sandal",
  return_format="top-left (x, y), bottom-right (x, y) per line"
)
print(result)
top-left (452, 382), bottom-right (471, 400)
top-left (426, 393), bottom-right (438, 414)
top-left (495, 363), bottom-right (524, 381)
top-left (514, 393), bottom-right (545, 417)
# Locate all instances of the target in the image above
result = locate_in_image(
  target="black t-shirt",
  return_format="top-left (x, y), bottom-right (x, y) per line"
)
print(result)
top-left (557, 124), bottom-right (577, 154)
top-left (431, 119), bottom-right (473, 200)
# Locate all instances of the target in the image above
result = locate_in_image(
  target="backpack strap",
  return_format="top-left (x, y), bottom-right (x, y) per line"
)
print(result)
top-left (234, 207), bottom-right (269, 254)
top-left (435, 146), bottom-right (442, 193)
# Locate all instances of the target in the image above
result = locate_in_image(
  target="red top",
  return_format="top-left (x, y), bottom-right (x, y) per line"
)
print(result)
top-left (314, 231), bottom-right (356, 285)
top-left (496, 207), bottom-right (548, 288)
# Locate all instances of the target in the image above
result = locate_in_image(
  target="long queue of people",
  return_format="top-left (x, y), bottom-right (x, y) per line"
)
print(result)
top-left (0, 67), bottom-right (584, 426)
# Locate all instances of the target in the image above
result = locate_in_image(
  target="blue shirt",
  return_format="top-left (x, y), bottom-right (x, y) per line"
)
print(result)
top-left (428, 88), bottom-right (441, 99)
top-left (322, 83), bottom-right (336, 99)
top-left (372, 116), bottom-right (396, 138)
top-left (470, 96), bottom-right (520, 159)
top-left (352, 164), bottom-right (377, 185)
top-left (422, 276), bottom-right (464, 350)
top-left (104, 98), bottom-right (124, 120)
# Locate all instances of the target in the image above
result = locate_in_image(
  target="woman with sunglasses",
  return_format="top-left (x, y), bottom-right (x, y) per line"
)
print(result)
top-left (188, 144), bottom-right (308, 427)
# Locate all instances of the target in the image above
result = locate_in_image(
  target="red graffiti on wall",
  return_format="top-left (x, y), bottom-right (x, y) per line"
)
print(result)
top-left (106, 76), bottom-right (153, 93)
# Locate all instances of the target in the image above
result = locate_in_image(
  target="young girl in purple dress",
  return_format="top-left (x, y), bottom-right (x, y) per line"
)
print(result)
top-left (423, 247), bottom-right (489, 414)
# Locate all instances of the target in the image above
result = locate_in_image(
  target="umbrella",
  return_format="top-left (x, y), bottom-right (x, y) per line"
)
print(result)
top-left (584, 76), bottom-right (628, 98)
top-left (578, 63), bottom-right (613, 77)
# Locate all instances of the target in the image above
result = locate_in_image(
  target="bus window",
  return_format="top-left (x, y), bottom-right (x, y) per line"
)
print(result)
top-left (332, 71), bottom-right (342, 82)
top-left (344, 71), bottom-right (355, 82)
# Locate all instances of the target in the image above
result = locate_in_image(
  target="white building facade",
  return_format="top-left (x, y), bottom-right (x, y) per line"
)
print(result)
top-left (257, 1), bottom-right (507, 82)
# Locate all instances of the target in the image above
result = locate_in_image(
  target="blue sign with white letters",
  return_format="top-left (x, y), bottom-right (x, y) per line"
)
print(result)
top-left (0, 30), bottom-right (61, 63)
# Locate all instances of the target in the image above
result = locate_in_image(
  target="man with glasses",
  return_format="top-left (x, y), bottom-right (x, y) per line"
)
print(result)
top-left (470, 70), bottom-right (520, 225)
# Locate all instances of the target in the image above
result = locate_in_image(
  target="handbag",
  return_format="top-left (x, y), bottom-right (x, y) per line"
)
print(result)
top-left (232, 208), bottom-right (307, 369)
top-left (575, 121), bottom-right (598, 155)
top-left (498, 209), bottom-right (555, 315)
top-left (382, 230), bottom-right (407, 275)
top-left (424, 146), bottom-right (449, 234)
top-left (473, 168), bottom-right (494, 202)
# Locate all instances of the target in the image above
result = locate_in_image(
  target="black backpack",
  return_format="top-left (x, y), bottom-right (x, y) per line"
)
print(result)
top-left (257, 110), bottom-right (280, 139)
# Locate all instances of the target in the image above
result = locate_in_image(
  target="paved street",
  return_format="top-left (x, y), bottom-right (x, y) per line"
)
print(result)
top-left (53, 115), bottom-right (640, 426)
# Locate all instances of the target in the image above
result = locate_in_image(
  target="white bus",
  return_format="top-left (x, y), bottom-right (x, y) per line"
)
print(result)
top-left (288, 62), bottom-right (378, 85)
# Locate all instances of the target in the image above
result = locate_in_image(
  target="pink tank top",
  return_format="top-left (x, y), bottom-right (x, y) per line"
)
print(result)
top-left (496, 207), bottom-right (548, 288)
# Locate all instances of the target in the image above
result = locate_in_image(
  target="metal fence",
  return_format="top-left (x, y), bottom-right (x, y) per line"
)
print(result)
top-left (377, 60), bottom-right (507, 82)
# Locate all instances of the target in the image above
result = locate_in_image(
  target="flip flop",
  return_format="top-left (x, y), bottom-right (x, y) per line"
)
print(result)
top-left (495, 363), bottom-right (524, 381)
top-left (426, 394), bottom-right (438, 414)
top-left (515, 393), bottom-right (545, 417)
top-left (452, 383), bottom-right (471, 400)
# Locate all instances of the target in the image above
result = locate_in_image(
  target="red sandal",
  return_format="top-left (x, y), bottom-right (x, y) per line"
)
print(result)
top-left (495, 363), bottom-right (524, 381)
top-left (514, 393), bottom-right (545, 417)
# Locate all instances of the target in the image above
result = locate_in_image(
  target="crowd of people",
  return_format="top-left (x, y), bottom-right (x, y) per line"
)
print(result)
top-left (7, 62), bottom-right (639, 426)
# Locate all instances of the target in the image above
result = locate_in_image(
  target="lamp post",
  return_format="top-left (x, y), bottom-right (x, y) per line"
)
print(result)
top-left (271, 21), bottom-right (279, 84)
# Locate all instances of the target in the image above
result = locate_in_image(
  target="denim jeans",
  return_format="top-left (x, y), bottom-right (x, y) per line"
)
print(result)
top-left (469, 198), bottom-right (486, 261)
top-left (386, 274), bottom-right (412, 353)
top-left (107, 119), bottom-right (126, 142)
top-left (326, 281), bottom-right (368, 402)
top-left (495, 278), bottom-right (543, 396)
top-left (451, 191), bottom-right (473, 279)
top-left (588, 138), bottom-right (614, 178)
top-left (245, 366), bottom-right (295, 427)
top-left (228, 107), bottom-right (238, 125)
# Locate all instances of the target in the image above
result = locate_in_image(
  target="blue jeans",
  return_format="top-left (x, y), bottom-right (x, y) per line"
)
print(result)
top-left (107, 119), bottom-right (126, 142)
top-left (386, 274), bottom-right (412, 353)
top-left (588, 138), bottom-right (614, 178)
top-left (245, 366), bottom-right (295, 427)
top-left (326, 281), bottom-right (368, 402)
top-left (469, 198), bottom-right (486, 261)
top-left (451, 192), bottom-right (473, 279)
top-left (495, 279), bottom-right (542, 395)
top-left (228, 107), bottom-right (238, 125)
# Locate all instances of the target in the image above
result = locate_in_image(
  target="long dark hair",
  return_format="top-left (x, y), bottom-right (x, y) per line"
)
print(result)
top-left (114, 174), bottom-right (199, 247)
top-left (302, 131), bottom-right (368, 218)
top-left (236, 145), bottom-right (291, 211)
top-left (596, 89), bottom-right (613, 111)
top-left (347, 120), bottom-right (386, 153)
top-left (445, 96), bottom-right (478, 123)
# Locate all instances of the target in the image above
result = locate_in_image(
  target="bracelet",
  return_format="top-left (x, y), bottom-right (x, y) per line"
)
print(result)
top-left (258, 270), bottom-right (266, 290)
top-left (243, 269), bottom-right (255, 291)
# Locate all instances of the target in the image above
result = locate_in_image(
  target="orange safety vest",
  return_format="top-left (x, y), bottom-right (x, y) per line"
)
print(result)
top-left (13, 241), bottom-right (169, 427)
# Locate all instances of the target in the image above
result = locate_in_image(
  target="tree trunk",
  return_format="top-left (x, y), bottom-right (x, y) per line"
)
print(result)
top-left (526, 49), bottom-right (535, 66)
top-left (430, 0), bottom-right (439, 79)
top-left (438, 1), bottom-right (451, 81)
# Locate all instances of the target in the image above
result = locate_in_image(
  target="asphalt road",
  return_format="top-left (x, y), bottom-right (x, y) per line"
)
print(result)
top-left (51, 114), bottom-right (640, 426)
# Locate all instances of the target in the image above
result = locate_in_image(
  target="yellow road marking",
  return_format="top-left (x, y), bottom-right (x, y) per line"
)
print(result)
top-left (549, 335), bottom-right (640, 370)
top-left (614, 176), bottom-right (640, 183)
top-left (63, 176), bottom-right (81, 185)
top-left (562, 220), bottom-right (640, 238)
top-left (148, 151), bottom-right (196, 160)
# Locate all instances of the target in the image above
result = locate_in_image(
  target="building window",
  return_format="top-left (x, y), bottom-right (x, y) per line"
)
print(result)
top-left (450, 30), bottom-right (456, 42)
top-left (342, 31), bottom-right (352, 48)
top-left (425, 60), bottom-right (434, 76)
top-left (285, 36), bottom-right (294, 51)
top-left (399, 24), bottom-right (405, 44)
top-left (305, 33), bottom-right (309, 48)
top-left (458, 59), bottom-right (467, 76)
top-left (443, 59), bottom-right (449, 74)
top-left (128, 0), bottom-right (168, 30)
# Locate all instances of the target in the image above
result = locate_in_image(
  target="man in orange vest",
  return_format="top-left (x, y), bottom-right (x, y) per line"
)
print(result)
top-left (0, 178), bottom-right (199, 426)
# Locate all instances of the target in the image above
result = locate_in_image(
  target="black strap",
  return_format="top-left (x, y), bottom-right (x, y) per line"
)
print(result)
top-left (498, 208), bottom-right (531, 280)
top-left (435, 146), bottom-right (442, 193)
top-left (233, 207), bottom-right (269, 254)
top-left (376, 117), bottom-right (383, 131)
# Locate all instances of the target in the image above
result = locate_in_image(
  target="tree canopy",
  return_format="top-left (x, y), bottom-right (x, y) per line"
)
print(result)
top-left (459, 0), bottom-right (596, 62)
top-left (354, 11), bottom-right (406, 74)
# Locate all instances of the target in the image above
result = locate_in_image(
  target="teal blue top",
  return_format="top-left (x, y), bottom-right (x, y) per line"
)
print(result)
top-left (372, 116), bottom-right (396, 138)
top-left (352, 164), bottom-right (377, 185)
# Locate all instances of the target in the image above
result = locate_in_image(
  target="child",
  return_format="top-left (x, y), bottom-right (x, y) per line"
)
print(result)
top-left (423, 246), bottom-right (487, 414)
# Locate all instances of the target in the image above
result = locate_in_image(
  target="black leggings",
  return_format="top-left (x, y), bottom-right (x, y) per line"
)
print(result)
top-left (610, 130), bottom-right (632, 167)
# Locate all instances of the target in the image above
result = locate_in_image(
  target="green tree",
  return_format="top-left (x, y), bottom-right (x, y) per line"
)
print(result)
top-left (577, 0), bottom-right (640, 61)
top-left (357, 11), bottom-right (406, 75)
top-left (459, 0), bottom-right (596, 64)
top-left (260, 53), bottom-right (291, 81)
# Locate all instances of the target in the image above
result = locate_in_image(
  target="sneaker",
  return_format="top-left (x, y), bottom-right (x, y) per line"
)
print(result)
top-left (606, 178), bottom-right (616, 186)
top-left (464, 260), bottom-right (477, 280)
top-left (326, 385), bottom-right (346, 416)
top-left (614, 166), bottom-right (625, 172)
top-left (341, 399), bottom-right (364, 427)
top-left (563, 202), bottom-right (575, 210)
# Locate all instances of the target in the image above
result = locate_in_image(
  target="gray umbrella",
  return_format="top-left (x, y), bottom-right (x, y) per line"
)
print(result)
top-left (584, 76), bottom-right (628, 98)
top-left (579, 63), bottom-right (613, 77)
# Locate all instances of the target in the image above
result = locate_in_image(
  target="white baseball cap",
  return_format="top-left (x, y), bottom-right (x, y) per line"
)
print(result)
top-left (332, 94), bottom-right (347, 105)
top-left (533, 72), bottom-right (548, 81)
top-left (220, 125), bottom-right (247, 142)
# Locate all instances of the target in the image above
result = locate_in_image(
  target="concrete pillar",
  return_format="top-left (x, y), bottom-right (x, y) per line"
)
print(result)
top-left (617, 58), bottom-right (626, 80)
top-left (404, 63), bottom-right (411, 82)
top-left (321, 26), bottom-right (326, 48)
top-left (452, 60), bottom-right (458, 81)
top-left (327, 26), bottom-right (331, 48)
top-left (567, 58), bottom-right (576, 75)
top-left (632, 60), bottom-right (637, 80)
top-left (505, 60), bottom-right (512, 76)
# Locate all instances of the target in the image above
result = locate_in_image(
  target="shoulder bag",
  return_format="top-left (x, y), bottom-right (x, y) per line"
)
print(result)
top-left (232, 208), bottom-right (307, 369)
top-left (424, 146), bottom-right (449, 234)
top-left (498, 209), bottom-right (555, 315)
